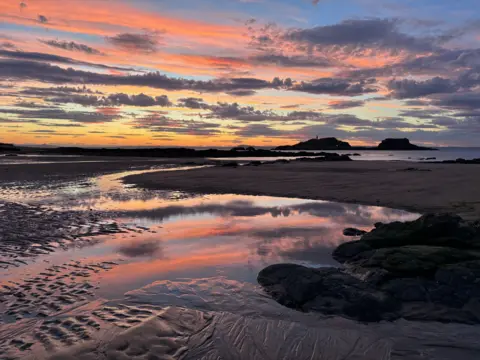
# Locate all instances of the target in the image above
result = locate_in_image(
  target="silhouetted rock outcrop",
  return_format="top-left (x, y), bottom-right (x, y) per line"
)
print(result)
top-left (231, 146), bottom-right (256, 151)
top-left (259, 214), bottom-right (480, 324)
top-left (275, 137), bottom-right (352, 151)
top-left (377, 138), bottom-right (435, 150)
top-left (275, 137), bottom-right (436, 151)
top-left (0, 143), bottom-right (20, 153)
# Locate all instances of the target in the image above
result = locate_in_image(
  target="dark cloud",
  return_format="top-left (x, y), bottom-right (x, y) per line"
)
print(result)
top-left (20, 86), bottom-right (102, 97)
top-left (131, 112), bottom-right (221, 136)
top-left (0, 60), bottom-right (278, 93)
top-left (457, 67), bottom-right (480, 89)
top-left (0, 58), bottom-right (376, 97)
top-left (293, 77), bottom-right (377, 96)
top-left (0, 50), bottom-right (134, 71)
top-left (177, 100), bottom-right (327, 123)
top-left (404, 99), bottom-right (430, 107)
top-left (252, 54), bottom-right (334, 68)
top-left (0, 117), bottom-right (38, 124)
top-left (177, 97), bottom-right (210, 109)
top-left (0, 108), bottom-right (122, 123)
top-left (107, 33), bottom-right (160, 53)
top-left (40, 39), bottom-right (104, 56)
top-left (236, 124), bottom-right (292, 138)
top-left (284, 18), bottom-right (447, 53)
top-left (388, 77), bottom-right (457, 99)
top-left (14, 101), bottom-right (56, 109)
top-left (39, 122), bottom-right (85, 127)
top-left (106, 93), bottom-right (172, 107)
top-left (328, 100), bottom-right (365, 109)
top-left (207, 102), bottom-right (276, 121)
top-left (29, 129), bottom-right (56, 133)
top-left (344, 48), bottom-right (480, 80)
top-left (38, 15), bottom-right (48, 24)
top-left (226, 90), bottom-right (257, 97)
top-left (399, 108), bottom-right (448, 119)
top-left (431, 92), bottom-right (480, 111)
top-left (322, 114), bottom-right (430, 129)
top-left (47, 94), bottom-right (100, 106)
top-left (28, 129), bottom-right (85, 136)
top-left (46, 92), bottom-right (172, 107)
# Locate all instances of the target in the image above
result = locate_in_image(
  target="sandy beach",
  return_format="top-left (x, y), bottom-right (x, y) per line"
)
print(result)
top-left (125, 160), bottom-right (480, 219)
top-left (2, 157), bottom-right (480, 359)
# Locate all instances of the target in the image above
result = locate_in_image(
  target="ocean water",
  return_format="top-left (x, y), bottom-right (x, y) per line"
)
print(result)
top-left (309, 147), bottom-right (480, 162)
top-left (211, 147), bottom-right (480, 162)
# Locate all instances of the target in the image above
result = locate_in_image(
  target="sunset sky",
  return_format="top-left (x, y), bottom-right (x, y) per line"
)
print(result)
top-left (1, 0), bottom-right (480, 147)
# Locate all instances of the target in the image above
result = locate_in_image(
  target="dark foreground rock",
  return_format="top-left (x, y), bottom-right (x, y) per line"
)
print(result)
top-left (258, 213), bottom-right (480, 324)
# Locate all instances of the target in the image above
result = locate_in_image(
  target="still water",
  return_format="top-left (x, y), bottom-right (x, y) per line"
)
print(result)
top-left (0, 165), bottom-right (419, 299)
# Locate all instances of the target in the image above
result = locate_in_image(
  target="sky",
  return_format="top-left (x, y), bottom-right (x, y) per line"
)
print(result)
top-left (1, 0), bottom-right (480, 147)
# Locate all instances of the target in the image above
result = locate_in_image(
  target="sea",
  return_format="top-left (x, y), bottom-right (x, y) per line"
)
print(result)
top-left (210, 147), bottom-right (480, 162)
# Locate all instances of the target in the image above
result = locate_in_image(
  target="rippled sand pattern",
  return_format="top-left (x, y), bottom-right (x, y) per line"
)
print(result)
top-left (0, 201), bottom-right (121, 269)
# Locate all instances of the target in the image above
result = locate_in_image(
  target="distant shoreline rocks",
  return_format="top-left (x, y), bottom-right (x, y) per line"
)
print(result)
top-left (275, 137), bottom-right (436, 151)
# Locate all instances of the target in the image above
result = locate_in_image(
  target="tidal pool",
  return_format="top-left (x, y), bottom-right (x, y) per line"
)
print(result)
top-left (0, 165), bottom-right (419, 300)
top-left (1, 180), bottom-right (419, 300)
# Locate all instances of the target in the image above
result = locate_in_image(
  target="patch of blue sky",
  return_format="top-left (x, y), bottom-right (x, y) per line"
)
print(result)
top-left (1, 22), bottom-right (105, 46)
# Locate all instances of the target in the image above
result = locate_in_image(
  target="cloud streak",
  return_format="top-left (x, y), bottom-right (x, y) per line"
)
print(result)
top-left (39, 39), bottom-right (104, 55)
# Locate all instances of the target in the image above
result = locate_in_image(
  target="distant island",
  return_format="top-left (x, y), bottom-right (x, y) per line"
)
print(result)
top-left (275, 137), bottom-right (436, 151)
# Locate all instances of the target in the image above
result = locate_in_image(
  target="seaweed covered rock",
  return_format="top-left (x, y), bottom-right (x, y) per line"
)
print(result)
top-left (258, 264), bottom-right (400, 322)
top-left (258, 214), bottom-right (480, 324)
top-left (344, 245), bottom-right (480, 277)
top-left (334, 213), bottom-right (480, 260)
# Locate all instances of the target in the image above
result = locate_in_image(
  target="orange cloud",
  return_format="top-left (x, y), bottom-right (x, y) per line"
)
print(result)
top-left (0, 0), bottom-right (245, 48)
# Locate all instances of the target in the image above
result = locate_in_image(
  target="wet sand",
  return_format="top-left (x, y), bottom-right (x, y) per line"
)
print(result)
top-left (125, 161), bottom-right (480, 219)
top-left (0, 156), bottom-right (207, 183)
top-left (2, 158), bottom-right (480, 359)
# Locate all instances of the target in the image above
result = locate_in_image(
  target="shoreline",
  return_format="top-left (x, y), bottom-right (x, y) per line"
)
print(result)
top-left (124, 160), bottom-right (480, 220)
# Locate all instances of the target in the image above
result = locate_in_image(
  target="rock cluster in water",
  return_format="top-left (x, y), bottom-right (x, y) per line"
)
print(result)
top-left (218, 153), bottom-right (353, 168)
top-left (258, 213), bottom-right (480, 324)
top-left (440, 158), bottom-right (480, 164)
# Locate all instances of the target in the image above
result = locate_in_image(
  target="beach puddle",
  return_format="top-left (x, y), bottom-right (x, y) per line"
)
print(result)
top-left (0, 167), bottom-right (425, 359)
top-left (1, 192), bottom-right (419, 299)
